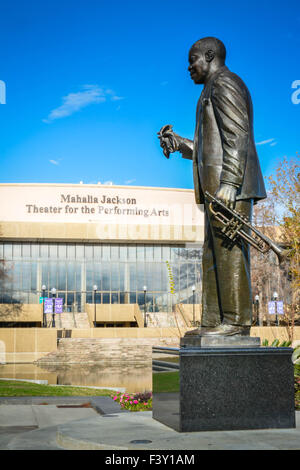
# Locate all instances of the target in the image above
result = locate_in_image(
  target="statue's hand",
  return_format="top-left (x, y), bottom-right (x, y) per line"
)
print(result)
top-left (215, 183), bottom-right (237, 210)
top-left (157, 124), bottom-right (181, 158)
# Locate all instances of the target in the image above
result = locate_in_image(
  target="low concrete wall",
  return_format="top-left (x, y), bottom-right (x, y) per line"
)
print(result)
top-left (0, 328), bottom-right (57, 363)
top-left (0, 304), bottom-right (43, 323)
top-left (0, 326), bottom-right (299, 363)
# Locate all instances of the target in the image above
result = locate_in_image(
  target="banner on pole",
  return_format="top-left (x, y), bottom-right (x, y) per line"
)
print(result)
top-left (44, 298), bottom-right (53, 314)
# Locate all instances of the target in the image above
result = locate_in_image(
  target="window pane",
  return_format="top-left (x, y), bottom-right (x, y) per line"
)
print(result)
top-left (75, 264), bottom-right (81, 291)
top-left (13, 262), bottom-right (22, 290)
top-left (152, 263), bottom-right (162, 291)
top-left (93, 245), bottom-right (101, 260)
top-left (136, 264), bottom-right (145, 291)
top-left (153, 246), bottom-right (161, 261)
top-left (67, 244), bottom-right (75, 259)
top-left (111, 263), bottom-right (119, 290)
top-left (22, 263), bottom-right (31, 290)
top-left (40, 244), bottom-right (49, 259)
top-left (162, 246), bottom-right (170, 262)
top-left (31, 263), bottom-right (37, 291)
top-left (13, 244), bottom-right (22, 259)
top-left (137, 246), bottom-right (144, 260)
top-left (119, 245), bottom-right (127, 260)
top-left (49, 244), bottom-right (57, 259)
top-left (67, 263), bottom-right (76, 290)
top-left (58, 244), bottom-right (67, 259)
top-left (102, 245), bottom-right (110, 260)
top-left (31, 244), bottom-right (40, 258)
top-left (86, 263), bottom-right (93, 292)
top-left (119, 264), bottom-right (125, 291)
top-left (145, 263), bottom-right (153, 291)
top-left (102, 263), bottom-right (110, 290)
top-left (41, 263), bottom-right (49, 290)
top-left (22, 244), bottom-right (31, 259)
top-left (76, 244), bottom-right (84, 260)
top-left (129, 263), bottom-right (137, 291)
top-left (85, 245), bottom-right (93, 260)
top-left (128, 246), bottom-right (136, 260)
top-left (111, 245), bottom-right (119, 260)
top-left (4, 244), bottom-right (12, 259)
top-left (93, 263), bottom-right (101, 291)
top-left (57, 263), bottom-right (66, 290)
top-left (49, 262), bottom-right (57, 289)
top-left (145, 246), bottom-right (153, 260)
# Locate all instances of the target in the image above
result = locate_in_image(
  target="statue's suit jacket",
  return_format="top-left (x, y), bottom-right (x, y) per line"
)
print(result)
top-left (184, 65), bottom-right (267, 205)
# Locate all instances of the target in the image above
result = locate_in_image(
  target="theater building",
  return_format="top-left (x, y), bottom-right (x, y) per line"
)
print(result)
top-left (0, 183), bottom-right (204, 327)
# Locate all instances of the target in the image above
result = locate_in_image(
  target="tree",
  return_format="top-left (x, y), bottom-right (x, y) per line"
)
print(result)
top-left (251, 154), bottom-right (300, 339)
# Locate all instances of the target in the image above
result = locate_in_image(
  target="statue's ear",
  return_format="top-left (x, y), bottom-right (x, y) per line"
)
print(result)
top-left (205, 50), bottom-right (215, 62)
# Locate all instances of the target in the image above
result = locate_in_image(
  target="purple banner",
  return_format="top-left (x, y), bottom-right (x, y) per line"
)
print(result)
top-left (44, 298), bottom-right (53, 314)
top-left (55, 298), bottom-right (63, 314)
top-left (276, 301), bottom-right (284, 315)
top-left (268, 301), bottom-right (276, 314)
top-left (268, 301), bottom-right (284, 315)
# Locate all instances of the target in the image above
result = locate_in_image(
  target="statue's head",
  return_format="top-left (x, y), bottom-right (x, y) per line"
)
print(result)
top-left (188, 37), bottom-right (226, 84)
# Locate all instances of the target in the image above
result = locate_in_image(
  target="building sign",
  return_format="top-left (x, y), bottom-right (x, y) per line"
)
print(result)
top-left (0, 184), bottom-right (204, 227)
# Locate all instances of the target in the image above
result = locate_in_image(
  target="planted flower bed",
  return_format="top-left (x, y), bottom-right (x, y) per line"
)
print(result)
top-left (112, 391), bottom-right (152, 411)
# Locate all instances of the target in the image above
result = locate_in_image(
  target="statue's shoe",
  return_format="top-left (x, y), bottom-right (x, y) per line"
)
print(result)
top-left (185, 324), bottom-right (250, 337)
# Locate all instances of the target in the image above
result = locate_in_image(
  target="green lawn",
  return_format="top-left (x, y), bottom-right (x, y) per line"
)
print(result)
top-left (0, 380), bottom-right (115, 397)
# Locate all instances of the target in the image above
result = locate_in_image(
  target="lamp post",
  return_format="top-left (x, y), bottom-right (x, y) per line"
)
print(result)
top-left (273, 291), bottom-right (279, 326)
top-left (51, 287), bottom-right (56, 328)
top-left (42, 285), bottom-right (46, 328)
top-left (143, 286), bottom-right (147, 327)
top-left (254, 294), bottom-right (260, 326)
top-left (192, 285), bottom-right (196, 326)
top-left (93, 285), bottom-right (98, 327)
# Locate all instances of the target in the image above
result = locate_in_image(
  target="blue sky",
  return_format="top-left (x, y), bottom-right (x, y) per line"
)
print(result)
top-left (0, 0), bottom-right (299, 190)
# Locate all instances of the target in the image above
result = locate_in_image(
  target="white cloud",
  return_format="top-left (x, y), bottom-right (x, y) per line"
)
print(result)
top-left (43, 85), bottom-right (123, 123)
top-left (110, 95), bottom-right (124, 101)
top-left (49, 159), bottom-right (60, 165)
top-left (124, 178), bottom-right (136, 184)
top-left (256, 138), bottom-right (276, 146)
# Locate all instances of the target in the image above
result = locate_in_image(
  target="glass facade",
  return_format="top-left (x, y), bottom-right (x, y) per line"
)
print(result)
top-left (0, 242), bottom-right (202, 313)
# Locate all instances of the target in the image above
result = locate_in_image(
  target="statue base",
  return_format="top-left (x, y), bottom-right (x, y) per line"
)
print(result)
top-left (152, 343), bottom-right (295, 432)
top-left (180, 334), bottom-right (260, 348)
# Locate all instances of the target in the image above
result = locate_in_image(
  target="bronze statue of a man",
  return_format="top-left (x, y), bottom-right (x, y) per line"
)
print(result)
top-left (159, 37), bottom-right (266, 336)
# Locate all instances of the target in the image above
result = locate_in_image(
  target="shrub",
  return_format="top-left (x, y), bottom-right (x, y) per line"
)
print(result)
top-left (111, 391), bottom-right (152, 411)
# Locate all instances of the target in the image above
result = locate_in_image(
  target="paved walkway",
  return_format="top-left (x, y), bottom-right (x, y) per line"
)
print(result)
top-left (0, 397), bottom-right (299, 450)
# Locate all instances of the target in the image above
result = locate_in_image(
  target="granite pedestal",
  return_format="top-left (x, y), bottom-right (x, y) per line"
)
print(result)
top-left (152, 337), bottom-right (295, 432)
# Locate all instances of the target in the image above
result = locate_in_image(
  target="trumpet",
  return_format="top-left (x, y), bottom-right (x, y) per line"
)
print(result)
top-left (205, 191), bottom-right (290, 265)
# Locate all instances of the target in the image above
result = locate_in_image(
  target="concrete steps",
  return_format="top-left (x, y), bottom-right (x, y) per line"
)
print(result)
top-left (35, 337), bottom-right (179, 365)
top-left (45, 312), bottom-right (91, 329)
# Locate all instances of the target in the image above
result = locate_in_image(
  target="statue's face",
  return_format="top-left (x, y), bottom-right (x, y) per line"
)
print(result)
top-left (188, 47), bottom-right (209, 84)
